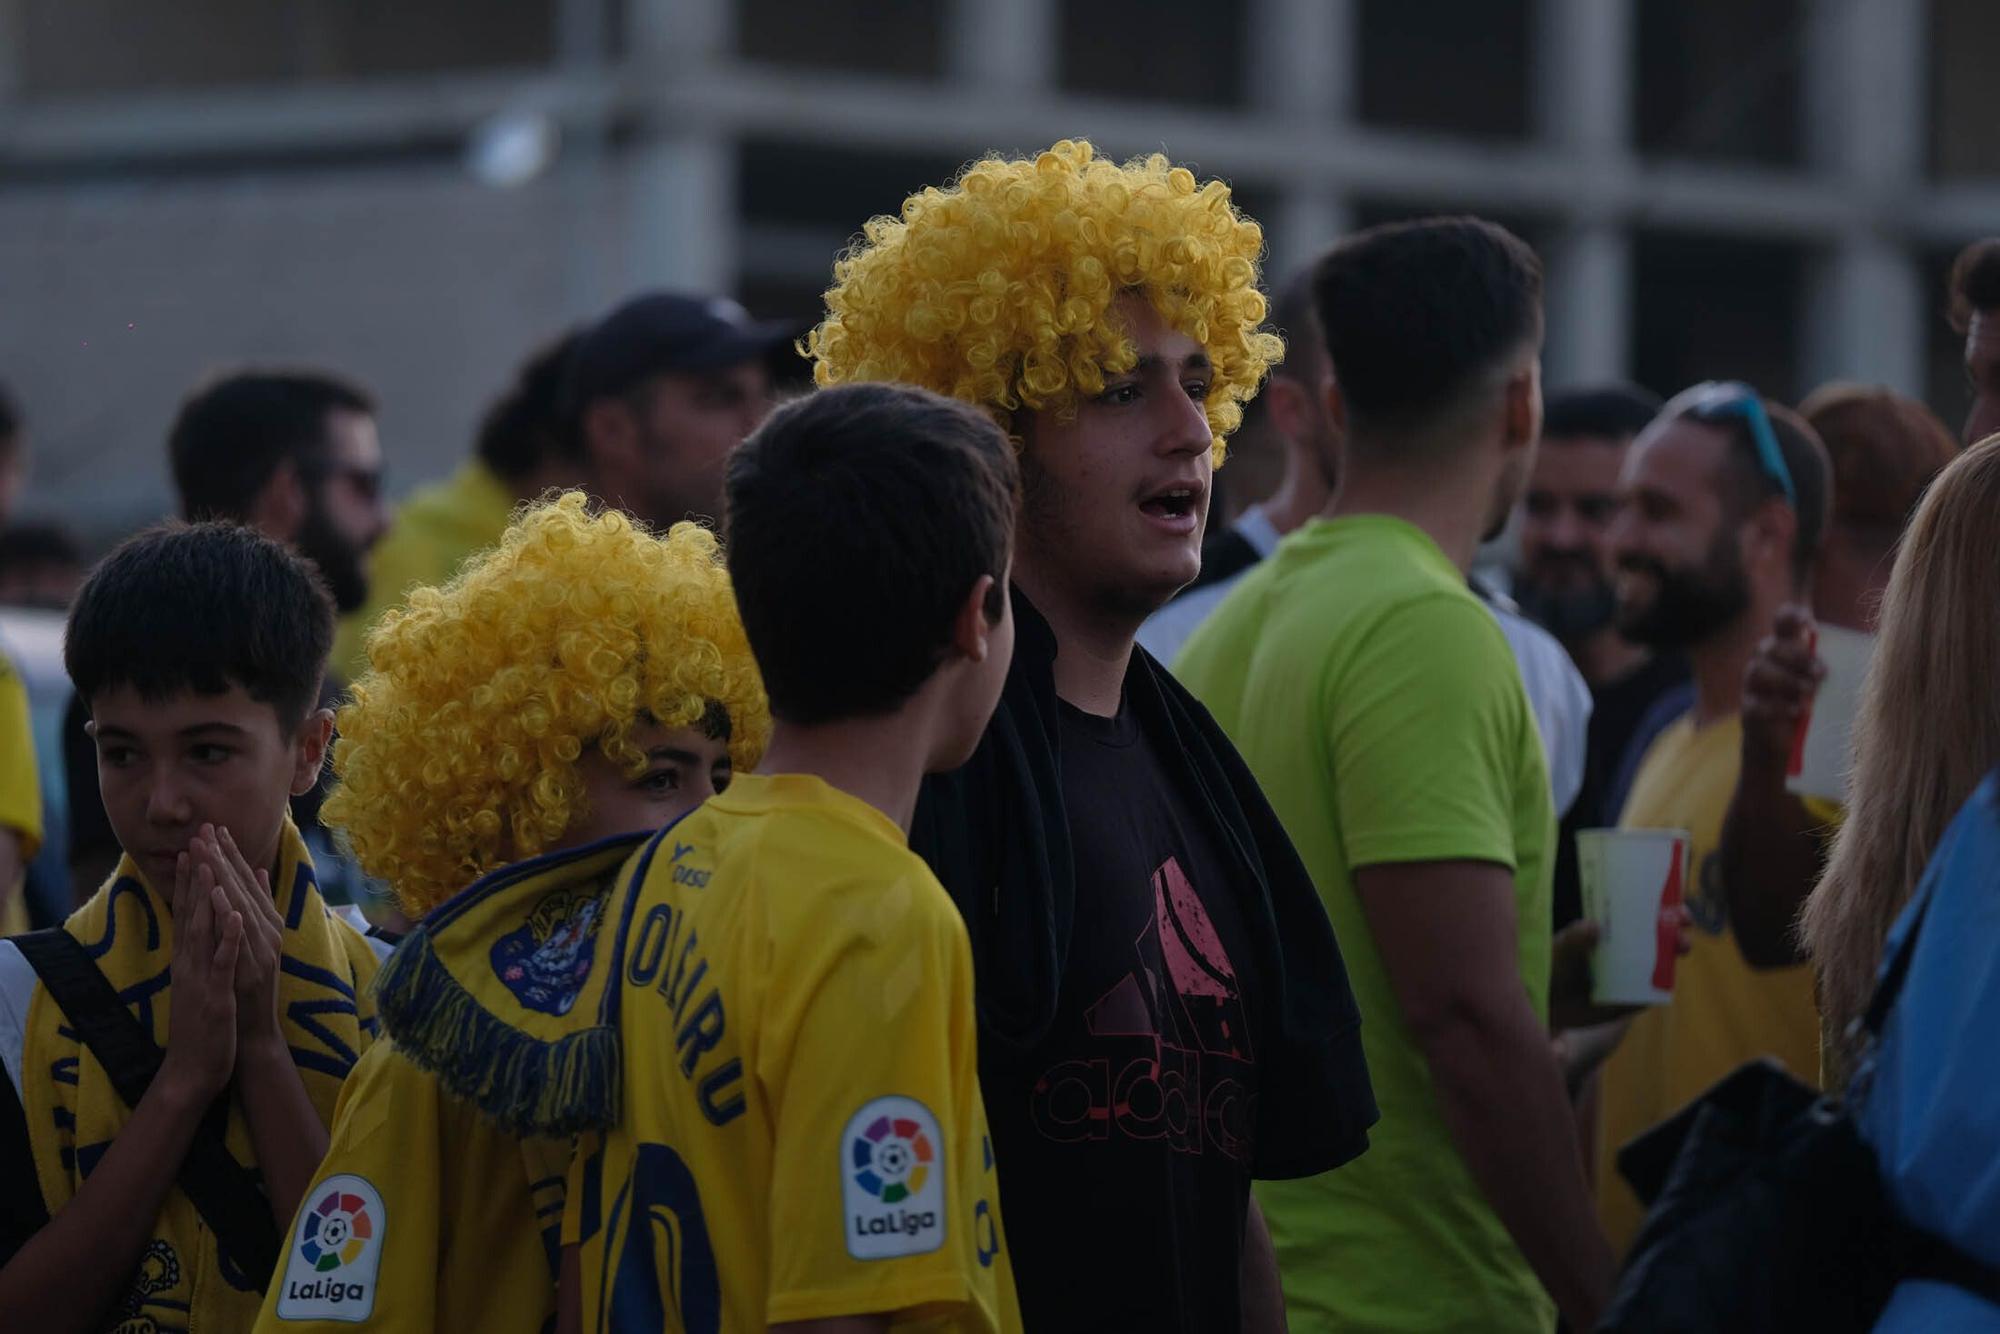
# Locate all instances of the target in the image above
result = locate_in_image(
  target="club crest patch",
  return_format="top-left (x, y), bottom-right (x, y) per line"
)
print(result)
top-left (275, 1174), bottom-right (386, 1323)
top-left (842, 1096), bottom-right (947, 1260)
top-left (490, 887), bottom-right (604, 1015)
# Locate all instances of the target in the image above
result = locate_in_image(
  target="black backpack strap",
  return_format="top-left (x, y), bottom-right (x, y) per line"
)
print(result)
top-left (14, 931), bottom-right (164, 1104)
top-left (13, 928), bottom-right (282, 1286)
top-left (0, 1068), bottom-right (48, 1261)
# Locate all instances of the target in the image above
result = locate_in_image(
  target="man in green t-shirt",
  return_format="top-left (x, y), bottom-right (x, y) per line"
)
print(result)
top-left (1177, 218), bottom-right (1615, 1332)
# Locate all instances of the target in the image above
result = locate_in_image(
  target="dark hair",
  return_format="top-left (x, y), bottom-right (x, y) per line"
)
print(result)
top-left (1543, 384), bottom-right (1665, 443)
top-left (724, 382), bottom-right (1018, 726)
top-left (475, 330), bottom-right (583, 481)
top-left (1311, 216), bottom-right (1543, 445)
top-left (1949, 238), bottom-right (2000, 333)
top-left (1268, 267), bottom-right (1325, 386)
top-left (0, 380), bottom-right (20, 456)
top-left (65, 521), bottom-right (334, 729)
top-left (0, 521), bottom-right (82, 574)
top-left (168, 369), bottom-right (375, 522)
top-left (1687, 398), bottom-right (1833, 585)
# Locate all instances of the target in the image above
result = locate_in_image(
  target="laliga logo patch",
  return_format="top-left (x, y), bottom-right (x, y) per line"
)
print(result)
top-left (842, 1096), bottom-right (946, 1260)
top-left (275, 1174), bottom-right (385, 1323)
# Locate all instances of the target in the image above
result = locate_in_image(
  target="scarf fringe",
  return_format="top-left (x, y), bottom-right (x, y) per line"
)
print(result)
top-left (374, 930), bottom-right (618, 1137)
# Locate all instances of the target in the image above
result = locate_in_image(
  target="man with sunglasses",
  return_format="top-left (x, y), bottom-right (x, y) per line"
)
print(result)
top-left (1590, 384), bottom-right (1832, 1249)
top-left (63, 369), bottom-right (390, 901)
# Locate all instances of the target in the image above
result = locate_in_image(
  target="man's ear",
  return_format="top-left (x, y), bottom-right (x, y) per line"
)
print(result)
top-left (950, 575), bottom-right (1000, 664)
top-left (1501, 365), bottom-right (1542, 455)
top-left (291, 707), bottom-right (336, 798)
top-left (1266, 377), bottom-right (1310, 447)
top-left (1321, 371), bottom-right (1348, 438)
top-left (250, 460), bottom-right (310, 545)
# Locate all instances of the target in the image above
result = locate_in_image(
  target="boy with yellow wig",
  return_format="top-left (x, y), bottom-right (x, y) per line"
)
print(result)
top-left (253, 492), bottom-right (769, 1332)
top-left (811, 140), bottom-right (1377, 1332)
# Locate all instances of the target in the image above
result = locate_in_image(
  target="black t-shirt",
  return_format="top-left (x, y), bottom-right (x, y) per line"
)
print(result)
top-left (1552, 651), bottom-right (1691, 927)
top-left (981, 696), bottom-right (1263, 1333)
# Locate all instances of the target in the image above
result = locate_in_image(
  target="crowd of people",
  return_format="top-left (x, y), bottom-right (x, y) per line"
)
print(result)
top-left (0, 137), bottom-right (1993, 1332)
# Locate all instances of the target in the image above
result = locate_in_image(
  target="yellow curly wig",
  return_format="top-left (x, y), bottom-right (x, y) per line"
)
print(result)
top-left (807, 139), bottom-right (1284, 465)
top-left (323, 492), bottom-right (770, 916)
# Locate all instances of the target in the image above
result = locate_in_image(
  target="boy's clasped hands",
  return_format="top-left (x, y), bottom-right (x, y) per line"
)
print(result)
top-left (161, 825), bottom-right (287, 1104)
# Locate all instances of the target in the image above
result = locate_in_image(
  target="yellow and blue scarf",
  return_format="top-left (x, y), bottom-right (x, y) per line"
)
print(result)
top-left (371, 832), bottom-right (655, 1138)
top-left (22, 820), bottom-right (381, 1333)
top-left (342, 832), bottom-right (665, 1333)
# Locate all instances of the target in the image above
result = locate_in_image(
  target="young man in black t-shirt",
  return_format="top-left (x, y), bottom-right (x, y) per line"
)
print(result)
top-left (807, 140), bottom-right (1377, 1332)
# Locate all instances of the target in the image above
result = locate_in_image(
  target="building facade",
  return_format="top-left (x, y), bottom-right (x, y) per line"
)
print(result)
top-left (1, 0), bottom-right (1994, 540)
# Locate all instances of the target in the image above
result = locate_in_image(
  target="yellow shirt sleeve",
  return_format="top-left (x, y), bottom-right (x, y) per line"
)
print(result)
top-left (254, 1044), bottom-right (558, 1332)
top-left (0, 658), bottom-right (42, 860)
top-left (255, 1044), bottom-right (438, 1332)
top-left (759, 871), bottom-right (997, 1325)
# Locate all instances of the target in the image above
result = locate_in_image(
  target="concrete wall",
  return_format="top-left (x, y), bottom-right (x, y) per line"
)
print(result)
top-left (0, 161), bottom-right (609, 544)
top-left (4, 0), bottom-right (1999, 549)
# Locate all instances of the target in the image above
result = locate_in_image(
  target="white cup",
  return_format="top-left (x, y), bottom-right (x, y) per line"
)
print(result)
top-left (1577, 827), bottom-right (1691, 1006)
top-left (1786, 624), bottom-right (1876, 804)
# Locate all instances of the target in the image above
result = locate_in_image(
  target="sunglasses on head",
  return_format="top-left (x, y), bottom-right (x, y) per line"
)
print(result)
top-left (1682, 381), bottom-right (1796, 508)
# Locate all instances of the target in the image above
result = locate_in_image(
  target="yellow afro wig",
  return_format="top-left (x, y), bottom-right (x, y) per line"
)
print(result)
top-left (323, 492), bottom-right (770, 916)
top-left (807, 139), bottom-right (1285, 465)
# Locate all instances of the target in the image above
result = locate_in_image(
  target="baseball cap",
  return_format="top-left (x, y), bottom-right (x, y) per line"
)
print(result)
top-left (565, 291), bottom-right (801, 411)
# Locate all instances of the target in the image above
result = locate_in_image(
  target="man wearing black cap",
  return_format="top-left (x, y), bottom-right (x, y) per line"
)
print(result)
top-left (563, 291), bottom-right (796, 530)
top-left (332, 292), bottom-right (793, 680)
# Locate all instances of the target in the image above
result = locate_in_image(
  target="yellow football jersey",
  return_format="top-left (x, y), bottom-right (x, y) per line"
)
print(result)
top-left (252, 1040), bottom-right (567, 1332)
top-left (570, 772), bottom-right (1020, 1333)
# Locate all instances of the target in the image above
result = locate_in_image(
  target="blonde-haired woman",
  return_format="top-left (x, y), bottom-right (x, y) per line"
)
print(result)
top-left (1803, 434), bottom-right (2000, 1081)
top-left (1818, 439), bottom-right (2000, 1328)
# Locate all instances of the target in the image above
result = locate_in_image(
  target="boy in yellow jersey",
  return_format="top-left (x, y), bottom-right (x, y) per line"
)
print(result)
top-left (567, 382), bottom-right (1023, 1332)
top-left (252, 493), bottom-right (769, 1333)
